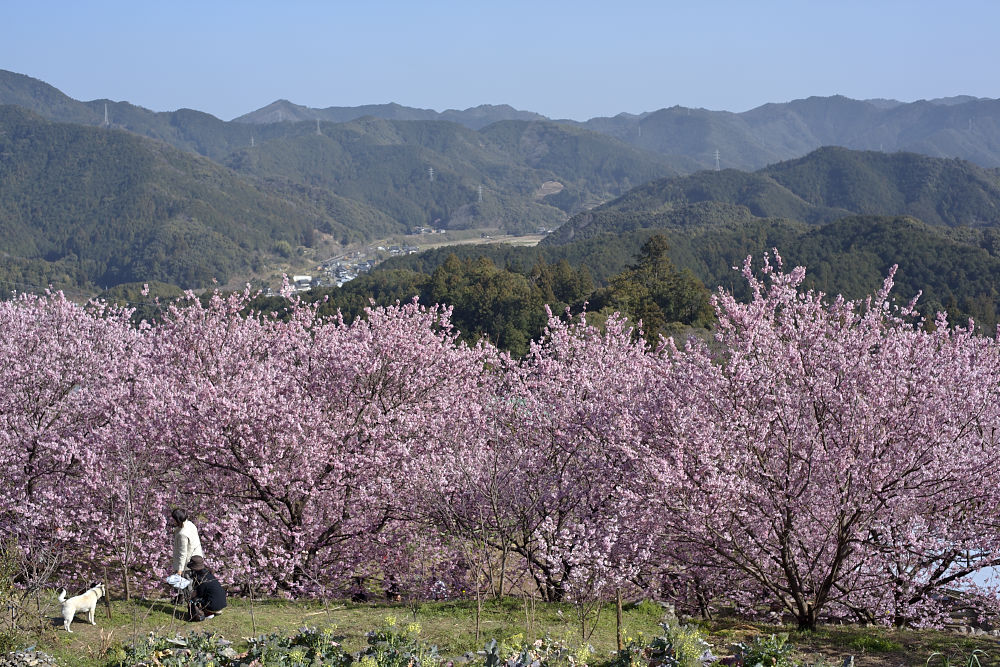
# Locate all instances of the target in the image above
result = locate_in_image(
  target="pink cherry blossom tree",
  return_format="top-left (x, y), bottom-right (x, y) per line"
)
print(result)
top-left (145, 290), bottom-right (492, 593)
top-left (0, 292), bottom-right (143, 589)
top-left (420, 309), bottom-right (660, 603)
top-left (4, 254), bottom-right (1000, 631)
top-left (650, 255), bottom-right (1000, 629)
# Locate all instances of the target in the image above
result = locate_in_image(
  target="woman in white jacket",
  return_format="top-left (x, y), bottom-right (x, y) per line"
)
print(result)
top-left (170, 508), bottom-right (204, 576)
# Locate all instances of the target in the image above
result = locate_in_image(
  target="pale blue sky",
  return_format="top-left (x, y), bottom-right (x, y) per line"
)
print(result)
top-left (3, 1), bottom-right (997, 121)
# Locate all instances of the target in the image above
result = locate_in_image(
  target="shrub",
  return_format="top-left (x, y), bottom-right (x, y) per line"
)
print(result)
top-left (106, 631), bottom-right (239, 666)
top-left (609, 622), bottom-right (713, 667)
top-left (0, 632), bottom-right (19, 655)
top-left (245, 625), bottom-right (350, 667)
top-left (107, 627), bottom-right (348, 666)
top-left (733, 634), bottom-right (796, 667)
top-left (361, 616), bottom-right (440, 667)
top-left (483, 634), bottom-right (592, 667)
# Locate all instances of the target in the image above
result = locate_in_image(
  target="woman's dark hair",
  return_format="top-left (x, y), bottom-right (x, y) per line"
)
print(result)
top-left (171, 508), bottom-right (187, 525)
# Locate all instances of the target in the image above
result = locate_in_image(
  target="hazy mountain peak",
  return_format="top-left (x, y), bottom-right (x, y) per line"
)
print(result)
top-left (927, 95), bottom-right (986, 106)
top-left (864, 97), bottom-right (904, 109)
top-left (236, 99), bottom-right (315, 123)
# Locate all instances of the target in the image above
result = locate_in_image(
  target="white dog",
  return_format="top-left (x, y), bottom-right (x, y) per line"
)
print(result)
top-left (57, 583), bottom-right (105, 632)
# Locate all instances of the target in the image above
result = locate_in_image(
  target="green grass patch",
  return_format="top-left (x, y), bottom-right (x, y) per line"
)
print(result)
top-left (9, 594), bottom-right (1000, 667)
top-left (847, 633), bottom-right (903, 653)
top-left (13, 594), bottom-right (668, 667)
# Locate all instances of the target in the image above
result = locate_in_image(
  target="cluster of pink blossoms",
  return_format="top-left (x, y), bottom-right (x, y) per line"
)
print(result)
top-left (3, 256), bottom-right (1000, 629)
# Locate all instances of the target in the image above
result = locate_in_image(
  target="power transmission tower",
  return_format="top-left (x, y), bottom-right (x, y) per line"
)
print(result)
top-left (714, 150), bottom-right (721, 171)
top-left (478, 185), bottom-right (483, 203)
top-left (428, 167), bottom-right (435, 182)
top-left (316, 119), bottom-right (322, 136)
top-left (104, 103), bottom-right (109, 127)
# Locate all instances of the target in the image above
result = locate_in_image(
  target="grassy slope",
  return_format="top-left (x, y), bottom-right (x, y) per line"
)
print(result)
top-left (17, 595), bottom-right (1000, 667)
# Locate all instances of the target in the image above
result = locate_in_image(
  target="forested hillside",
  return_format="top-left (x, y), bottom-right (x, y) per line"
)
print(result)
top-left (761, 147), bottom-right (1000, 226)
top-left (0, 70), bottom-right (678, 240)
top-left (548, 148), bottom-right (1000, 243)
top-left (223, 117), bottom-right (674, 232)
top-left (6, 68), bottom-right (1000, 340)
top-left (381, 214), bottom-right (1000, 337)
top-left (0, 106), bottom-right (400, 291)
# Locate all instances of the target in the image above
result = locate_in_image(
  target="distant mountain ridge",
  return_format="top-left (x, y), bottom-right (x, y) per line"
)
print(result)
top-left (0, 71), bottom-right (677, 231)
top-left (8, 64), bottom-right (1000, 319)
top-left (235, 92), bottom-right (1000, 171)
top-left (5, 69), bottom-right (1000, 174)
top-left (573, 95), bottom-right (1000, 170)
top-left (0, 69), bottom-right (676, 219)
top-left (234, 99), bottom-right (549, 129)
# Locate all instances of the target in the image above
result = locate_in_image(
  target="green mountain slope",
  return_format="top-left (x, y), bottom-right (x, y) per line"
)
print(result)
top-left (224, 118), bottom-right (565, 232)
top-left (0, 70), bottom-right (98, 124)
top-left (761, 147), bottom-right (1000, 226)
top-left (478, 120), bottom-right (680, 205)
top-left (671, 215), bottom-right (1000, 330)
top-left (0, 70), bottom-right (677, 232)
top-left (0, 106), bottom-right (401, 291)
top-left (223, 117), bottom-right (675, 231)
top-left (7, 67), bottom-right (1000, 328)
top-left (546, 148), bottom-right (1000, 244)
